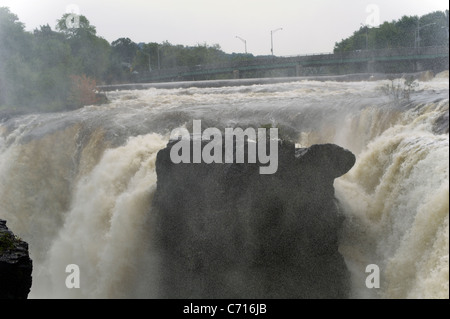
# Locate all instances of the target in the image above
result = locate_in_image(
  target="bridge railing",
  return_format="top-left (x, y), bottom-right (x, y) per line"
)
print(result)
top-left (332, 46), bottom-right (449, 59)
top-left (137, 45), bottom-right (449, 81)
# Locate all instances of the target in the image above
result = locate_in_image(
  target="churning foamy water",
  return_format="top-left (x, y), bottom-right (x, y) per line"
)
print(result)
top-left (0, 76), bottom-right (448, 298)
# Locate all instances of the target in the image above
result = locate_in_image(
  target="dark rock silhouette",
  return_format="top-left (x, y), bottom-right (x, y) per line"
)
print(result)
top-left (151, 136), bottom-right (355, 298)
top-left (0, 219), bottom-right (33, 299)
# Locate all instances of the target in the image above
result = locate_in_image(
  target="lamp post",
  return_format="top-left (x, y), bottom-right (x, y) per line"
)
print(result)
top-left (236, 36), bottom-right (247, 54)
top-left (140, 50), bottom-right (151, 72)
top-left (442, 25), bottom-right (449, 43)
top-left (360, 23), bottom-right (368, 50)
top-left (157, 44), bottom-right (160, 70)
top-left (415, 21), bottom-right (436, 48)
top-left (271, 27), bottom-right (283, 56)
top-left (235, 36), bottom-right (247, 54)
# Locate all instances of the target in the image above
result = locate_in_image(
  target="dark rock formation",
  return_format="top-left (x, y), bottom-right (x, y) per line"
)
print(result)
top-left (151, 136), bottom-right (355, 298)
top-left (0, 219), bottom-right (33, 299)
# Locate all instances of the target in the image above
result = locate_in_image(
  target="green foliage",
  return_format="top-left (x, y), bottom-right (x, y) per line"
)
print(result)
top-left (0, 8), bottom-right (111, 111)
top-left (334, 10), bottom-right (449, 52)
top-left (131, 41), bottom-right (230, 73)
top-left (112, 37), bottom-right (139, 64)
top-left (56, 13), bottom-right (97, 38)
top-left (0, 232), bottom-right (16, 254)
top-left (0, 6), bottom-right (245, 112)
top-left (0, 7), bottom-right (31, 106)
top-left (0, 6), bottom-right (261, 112)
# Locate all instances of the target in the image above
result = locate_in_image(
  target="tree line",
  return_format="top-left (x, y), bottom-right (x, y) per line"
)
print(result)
top-left (0, 7), bottom-right (251, 113)
top-left (334, 10), bottom-right (448, 52)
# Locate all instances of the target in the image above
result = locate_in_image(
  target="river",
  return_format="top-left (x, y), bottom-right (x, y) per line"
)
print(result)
top-left (0, 74), bottom-right (448, 298)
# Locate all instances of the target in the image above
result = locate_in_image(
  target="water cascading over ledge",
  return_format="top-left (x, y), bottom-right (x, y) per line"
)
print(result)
top-left (0, 77), bottom-right (447, 298)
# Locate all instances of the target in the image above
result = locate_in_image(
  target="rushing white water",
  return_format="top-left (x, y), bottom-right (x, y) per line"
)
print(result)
top-left (0, 75), bottom-right (448, 298)
top-left (336, 106), bottom-right (449, 298)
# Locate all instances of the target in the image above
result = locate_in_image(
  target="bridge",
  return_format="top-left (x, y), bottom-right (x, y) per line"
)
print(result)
top-left (134, 46), bottom-right (449, 82)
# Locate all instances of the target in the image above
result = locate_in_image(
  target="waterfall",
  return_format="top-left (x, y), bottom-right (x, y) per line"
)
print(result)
top-left (0, 75), bottom-right (448, 298)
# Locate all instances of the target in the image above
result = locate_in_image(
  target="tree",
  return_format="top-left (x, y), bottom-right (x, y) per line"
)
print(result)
top-left (394, 15), bottom-right (417, 48)
top-left (0, 7), bottom-right (34, 107)
top-left (1, 8), bottom-right (111, 111)
top-left (417, 11), bottom-right (449, 47)
top-left (56, 13), bottom-right (96, 38)
top-left (56, 13), bottom-right (111, 81)
top-left (30, 24), bottom-right (75, 110)
top-left (111, 37), bottom-right (139, 63)
top-left (333, 10), bottom-right (449, 52)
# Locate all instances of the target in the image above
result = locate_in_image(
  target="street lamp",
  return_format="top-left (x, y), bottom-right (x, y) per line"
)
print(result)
top-left (139, 50), bottom-right (151, 72)
top-left (157, 44), bottom-right (161, 70)
top-left (360, 23), bottom-right (368, 50)
top-left (271, 27), bottom-right (283, 56)
top-left (415, 21), bottom-right (436, 48)
top-left (442, 25), bottom-right (449, 42)
top-left (235, 36), bottom-right (247, 54)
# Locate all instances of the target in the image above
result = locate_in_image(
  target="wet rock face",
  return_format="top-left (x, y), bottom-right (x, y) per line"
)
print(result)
top-left (152, 138), bottom-right (355, 298)
top-left (0, 219), bottom-right (33, 299)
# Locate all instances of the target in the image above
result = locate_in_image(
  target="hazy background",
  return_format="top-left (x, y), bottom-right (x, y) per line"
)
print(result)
top-left (0, 0), bottom-right (448, 56)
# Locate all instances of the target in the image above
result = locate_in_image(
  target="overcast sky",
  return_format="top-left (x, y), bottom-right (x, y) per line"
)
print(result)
top-left (1, 0), bottom-right (448, 56)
